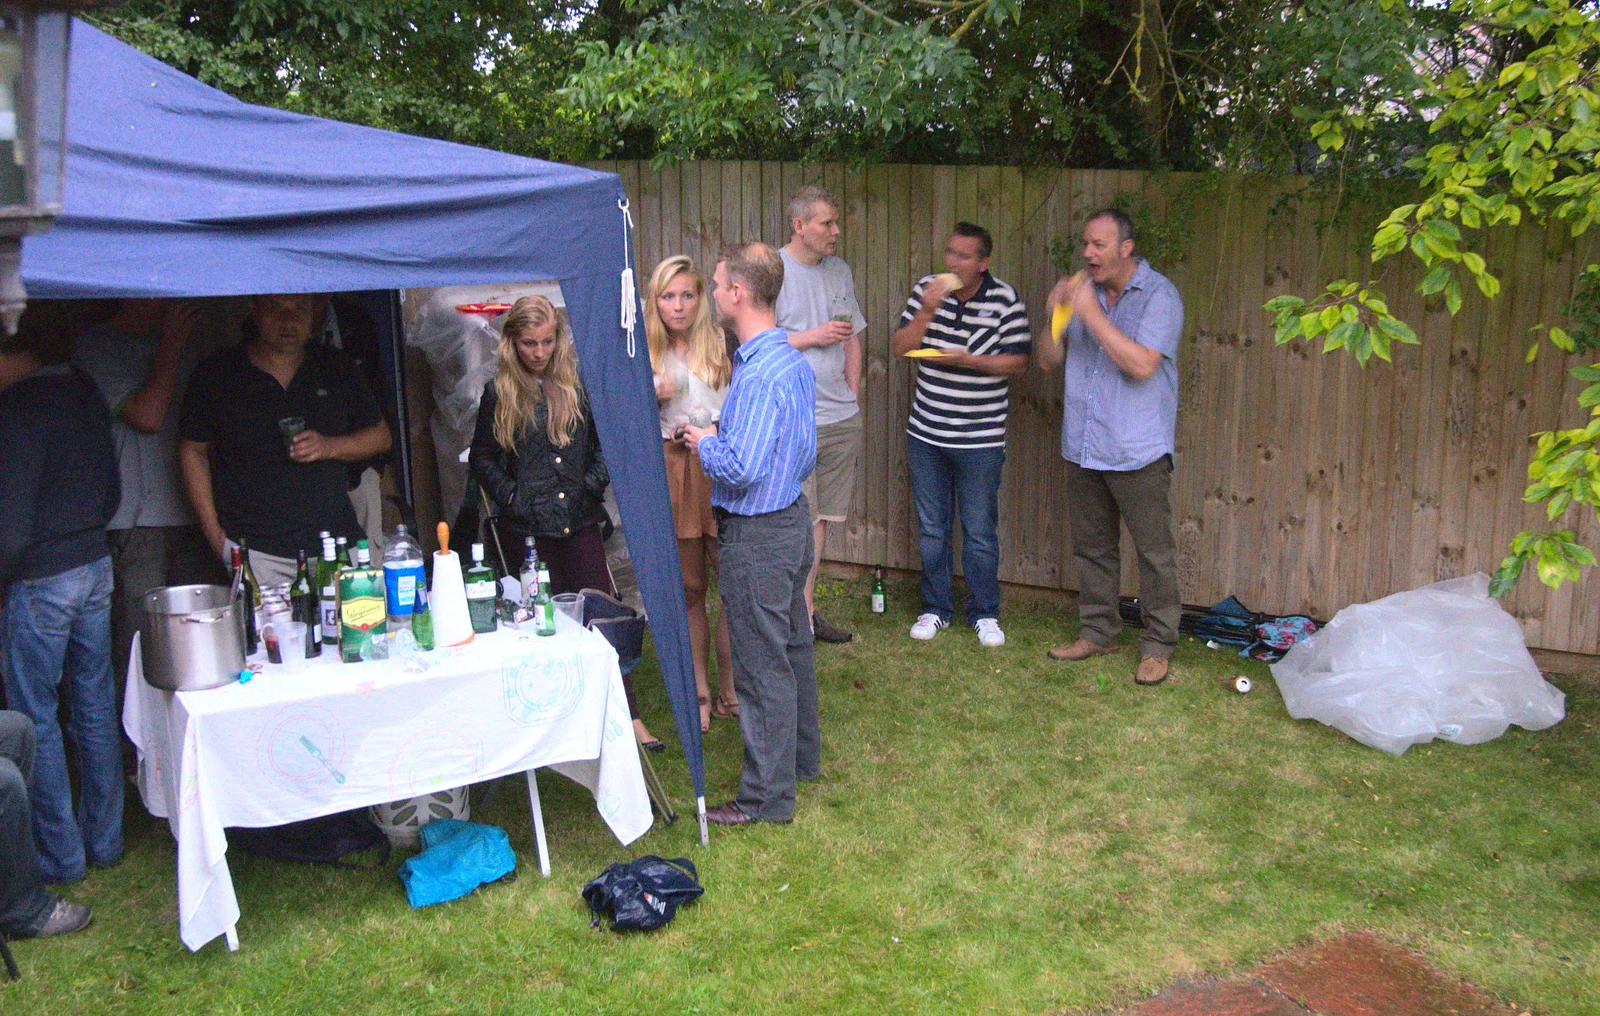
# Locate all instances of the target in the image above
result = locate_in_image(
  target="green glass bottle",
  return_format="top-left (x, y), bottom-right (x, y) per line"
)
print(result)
top-left (871, 565), bottom-right (887, 614)
top-left (534, 566), bottom-right (556, 636)
top-left (465, 542), bottom-right (498, 634)
top-left (291, 548), bottom-right (321, 658)
top-left (410, 582), bottom-right (434, 651)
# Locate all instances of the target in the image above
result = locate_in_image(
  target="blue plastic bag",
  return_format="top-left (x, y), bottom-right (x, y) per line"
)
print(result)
top-left (397, 819), bottom-right (516, 908)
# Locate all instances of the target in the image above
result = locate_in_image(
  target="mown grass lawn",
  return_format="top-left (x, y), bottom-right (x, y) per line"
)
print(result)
top-left (2, 577), bottom-right (1596, 1015)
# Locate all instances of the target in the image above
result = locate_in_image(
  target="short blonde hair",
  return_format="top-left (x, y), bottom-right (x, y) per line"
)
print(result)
top-left (787, 185), bottom-right (839, 233)
top-left (719, 243), bottom-right (784, 310)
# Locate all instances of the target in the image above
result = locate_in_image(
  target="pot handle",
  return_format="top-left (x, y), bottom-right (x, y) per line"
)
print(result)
top-left (182, 613), bottom-right (230, 625)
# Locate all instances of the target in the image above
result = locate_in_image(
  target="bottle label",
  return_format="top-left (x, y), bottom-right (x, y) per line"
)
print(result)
top-left (341, 597), bottom-right (386, 631)
top-left (466, 579), bottom-right (497, 599)
top-left (320, 600), bottom-right (339, 641)
top-left (384, 563), bottom-right (424, 617)
top-left (871, 593), bottom-right (885, 613)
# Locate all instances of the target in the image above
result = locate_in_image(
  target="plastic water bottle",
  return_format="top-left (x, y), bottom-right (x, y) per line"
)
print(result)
top-left (382, 523), bottom-right (425, 633)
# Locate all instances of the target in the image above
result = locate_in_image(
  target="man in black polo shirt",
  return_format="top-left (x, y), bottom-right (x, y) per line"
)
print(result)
top-left (179, 294), bottom-right (392, 586)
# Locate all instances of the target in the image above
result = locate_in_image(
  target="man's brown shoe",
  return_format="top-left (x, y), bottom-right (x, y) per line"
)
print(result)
top-left (1135, 655), bottom-right (1170, 686)
top-left (1048, 638), bottom-right (1120, 661)
top-left (705, 801), bottom-right (755, 825)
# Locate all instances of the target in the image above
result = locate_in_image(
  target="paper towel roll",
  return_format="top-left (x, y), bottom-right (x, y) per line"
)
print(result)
top-left (430, 549), bottom-right (475, 647)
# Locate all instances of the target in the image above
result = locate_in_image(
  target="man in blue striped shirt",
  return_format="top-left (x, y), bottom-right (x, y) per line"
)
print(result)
top-left (681, 242), bottom-right (820, 825)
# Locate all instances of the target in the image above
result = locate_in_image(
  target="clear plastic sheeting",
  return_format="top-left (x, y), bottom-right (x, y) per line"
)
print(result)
top-left (402, 282), bottom-right (563, 526)
top-left (1270, 574), bottom-right (1565, 755)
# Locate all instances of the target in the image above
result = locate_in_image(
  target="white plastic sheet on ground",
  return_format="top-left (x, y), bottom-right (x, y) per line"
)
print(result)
top-left (1270, 574), bottom-right (1565, 755)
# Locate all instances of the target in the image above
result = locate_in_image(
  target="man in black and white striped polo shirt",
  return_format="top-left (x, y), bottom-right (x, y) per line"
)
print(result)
top-left (890, 222), bottom-right (1031, 647)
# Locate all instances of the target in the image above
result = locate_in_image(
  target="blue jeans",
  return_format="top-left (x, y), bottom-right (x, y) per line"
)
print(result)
top-left (0, 710), bottom-right (53, 934)
top-left (907, 435), bottom-right (1005, 625)
top-left (1, 557), bottom-right (123, 883)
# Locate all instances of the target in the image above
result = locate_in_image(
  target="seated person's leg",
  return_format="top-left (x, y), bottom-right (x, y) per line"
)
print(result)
top-left (0, 711), bottom-right (88, 938)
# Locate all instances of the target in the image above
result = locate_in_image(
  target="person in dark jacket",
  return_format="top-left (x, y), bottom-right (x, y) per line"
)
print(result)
top-left (469, 295), bottom-right (661, 749)
top-left (0, 308), bottom-right (124, 887)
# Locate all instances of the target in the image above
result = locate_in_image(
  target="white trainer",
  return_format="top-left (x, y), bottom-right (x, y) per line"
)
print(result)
top-left (975, 618), bottom-right (1005, 647)
top-left (909, 613), bottom-right (947, 640)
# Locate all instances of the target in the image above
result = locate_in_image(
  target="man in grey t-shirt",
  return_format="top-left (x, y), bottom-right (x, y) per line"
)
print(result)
top-left (775, 185), bottom-right (866, 644)
top-left (73, 300), bottom-right (220, 700)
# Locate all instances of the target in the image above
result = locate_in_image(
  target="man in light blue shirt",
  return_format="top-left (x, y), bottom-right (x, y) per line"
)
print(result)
top-left (681, 242), bottom-right (819, 825)
top-left (1036, 208), bottom-right (1184, 686)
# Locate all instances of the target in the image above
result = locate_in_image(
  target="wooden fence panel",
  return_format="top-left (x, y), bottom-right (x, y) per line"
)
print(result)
top-left (602, 160), bottom-right (1600, 655)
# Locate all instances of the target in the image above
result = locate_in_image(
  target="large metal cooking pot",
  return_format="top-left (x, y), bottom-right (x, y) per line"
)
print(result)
top-left (139, 585), bottom-right (245, 692)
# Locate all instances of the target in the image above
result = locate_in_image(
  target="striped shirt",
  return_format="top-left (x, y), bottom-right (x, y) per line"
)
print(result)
top-left (698, 327), bottom-right (817, 516)
top-left (899, 272), bottom-right (1032, 449)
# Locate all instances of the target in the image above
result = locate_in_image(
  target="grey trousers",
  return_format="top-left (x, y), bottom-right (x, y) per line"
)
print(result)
top-left (0, 710), bottom-right (51, 935)
top-left (1064, 454), bottom-right (1181, 658)
top-left (718, 497), bottom-right (819, 823)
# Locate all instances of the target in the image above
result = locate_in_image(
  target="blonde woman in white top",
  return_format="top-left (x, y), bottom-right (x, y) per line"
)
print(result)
top-left (647, 255), bottom-right (735, 732)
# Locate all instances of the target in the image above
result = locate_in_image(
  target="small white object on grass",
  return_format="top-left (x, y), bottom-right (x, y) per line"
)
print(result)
top-left (1234, 676), bottom-right (1253, 694)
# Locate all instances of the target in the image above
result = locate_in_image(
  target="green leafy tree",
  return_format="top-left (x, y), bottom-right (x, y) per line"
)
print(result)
top-left (88, 0), bottom-right (627, 162)
top-left (1264, 0), bottom-right (1600, 595)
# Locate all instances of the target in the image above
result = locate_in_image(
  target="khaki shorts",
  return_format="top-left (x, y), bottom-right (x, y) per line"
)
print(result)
top-left (802, 412), bottom-right (863, 525)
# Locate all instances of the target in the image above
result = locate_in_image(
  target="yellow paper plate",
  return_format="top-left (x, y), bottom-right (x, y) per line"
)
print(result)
top-left (904, 348), bottom-right (953, 359)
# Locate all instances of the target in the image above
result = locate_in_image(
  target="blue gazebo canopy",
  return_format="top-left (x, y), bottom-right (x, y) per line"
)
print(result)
top-left (23, 21), bottom-right (705, 804)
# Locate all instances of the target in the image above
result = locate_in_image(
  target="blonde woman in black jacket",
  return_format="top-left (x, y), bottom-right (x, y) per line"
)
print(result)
top-left (470, 295), bottom-right (662, 749)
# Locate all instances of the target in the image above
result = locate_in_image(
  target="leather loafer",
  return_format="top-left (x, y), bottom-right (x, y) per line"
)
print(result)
top-left (1135, 655), bottom-right (1170, 686)
top-left (1047, 638), bottom-right (1121, 661)
top-left (705, 801), bottom-right (755, 825)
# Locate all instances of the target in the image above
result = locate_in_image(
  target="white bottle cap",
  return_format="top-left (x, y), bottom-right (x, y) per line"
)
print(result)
top-left (471, 542), bottom-right (485, 562)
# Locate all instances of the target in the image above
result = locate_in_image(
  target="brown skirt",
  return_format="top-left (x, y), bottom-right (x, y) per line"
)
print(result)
top-left (662, 438), bottom-right (717, 540)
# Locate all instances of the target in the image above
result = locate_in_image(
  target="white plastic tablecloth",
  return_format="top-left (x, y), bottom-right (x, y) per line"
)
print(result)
top-left (123, 615), bottom-right (651, 952)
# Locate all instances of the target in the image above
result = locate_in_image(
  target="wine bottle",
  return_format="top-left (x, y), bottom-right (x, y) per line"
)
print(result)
top-left (317, 536), bottom-right (340, 648)
top-left (231, 545), bottom-right (257, 655)
top-left (291, 549), bottom-right (321, 658)
top-left (238, 538), bottom-right (264, 649)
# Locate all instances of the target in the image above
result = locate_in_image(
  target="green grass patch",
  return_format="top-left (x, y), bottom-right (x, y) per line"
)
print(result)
top-left (3, 577), bottom-right (1597, 1014)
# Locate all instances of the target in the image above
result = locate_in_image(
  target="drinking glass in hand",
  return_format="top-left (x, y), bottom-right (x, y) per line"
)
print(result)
top-left (829, 295), bottom-right (855, 325)
top-left (277, 416), bottom-right (307, 457)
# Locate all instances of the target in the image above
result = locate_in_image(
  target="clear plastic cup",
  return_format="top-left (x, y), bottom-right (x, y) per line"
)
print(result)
top-left (279, 622), bottom-right (309, 673)
top-left (553, 592), bottom-right (584, 626)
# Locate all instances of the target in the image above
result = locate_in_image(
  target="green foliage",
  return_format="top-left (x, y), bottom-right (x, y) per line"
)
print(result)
top-left (1268, 0), bottom-right (1600, 596)
top-left (559, 39), bottom-right (775, 168)
top-left (90, 0), bottom-right (620, 163)
top-left (560, 0), bottom-right (1020, 163)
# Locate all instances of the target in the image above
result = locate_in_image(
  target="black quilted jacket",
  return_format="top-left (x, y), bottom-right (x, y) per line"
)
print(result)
top-left (468, 380), bottom-right (609, 539)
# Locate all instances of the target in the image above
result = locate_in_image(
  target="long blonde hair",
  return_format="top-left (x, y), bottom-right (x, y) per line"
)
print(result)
top-left (644, 256), bottom-right (731, 390)
top-left (493, 295), bottom-right (585, 451)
